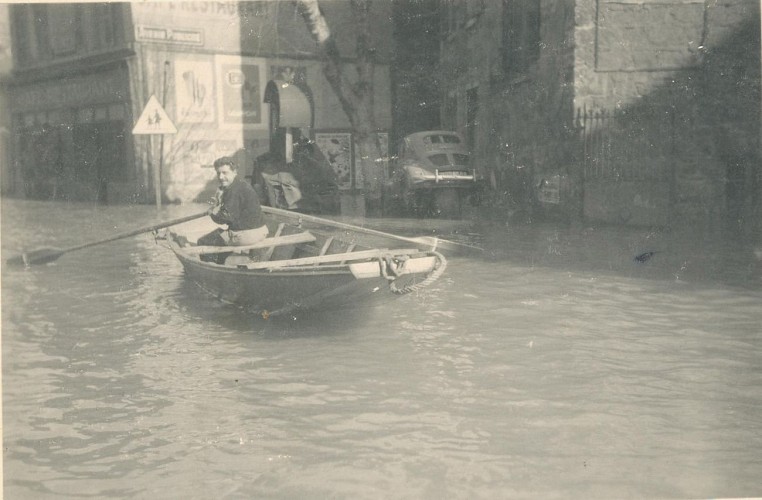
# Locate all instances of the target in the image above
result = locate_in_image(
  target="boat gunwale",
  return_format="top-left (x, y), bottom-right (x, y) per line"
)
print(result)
top-left (169, 241), bottom-right (360, 277)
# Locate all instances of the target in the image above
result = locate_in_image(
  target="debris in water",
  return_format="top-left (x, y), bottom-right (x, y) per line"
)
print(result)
top-left (634, 251), bottom-right (658, 263)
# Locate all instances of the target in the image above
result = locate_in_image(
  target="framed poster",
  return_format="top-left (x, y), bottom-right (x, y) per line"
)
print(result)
top-left (174, 57), bottom-right (216, 123)
top-left (215, 55), bottom-right (268, 129)
top-left (315, 132), bottom-right (353, 190)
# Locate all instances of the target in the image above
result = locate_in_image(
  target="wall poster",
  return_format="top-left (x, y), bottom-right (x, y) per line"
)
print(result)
top-left (174, 57), bottom-right (216, 123)
top-left (315, 132), bottom-right (353, 190)
top-left (215, 55), bottom-right (268, 129)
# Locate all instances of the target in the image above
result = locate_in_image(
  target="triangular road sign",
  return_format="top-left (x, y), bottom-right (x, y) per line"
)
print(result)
top-left (132, 95), bottom-right (177, 135)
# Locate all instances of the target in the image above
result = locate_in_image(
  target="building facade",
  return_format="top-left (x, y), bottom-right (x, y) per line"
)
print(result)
top-left (440, 0), bottom-right (760, 237)
top-left (0, 3), bottom-right (13, 195)
top-left (7, 1), bottom-right (393, 205)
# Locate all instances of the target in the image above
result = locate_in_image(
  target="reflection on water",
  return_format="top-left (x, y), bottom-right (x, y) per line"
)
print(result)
top-left (3, 199), bottom-right (761, 499)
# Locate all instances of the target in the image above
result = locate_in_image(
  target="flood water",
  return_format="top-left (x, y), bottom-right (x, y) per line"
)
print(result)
top-left (2, 198), bottom-right (761, 499)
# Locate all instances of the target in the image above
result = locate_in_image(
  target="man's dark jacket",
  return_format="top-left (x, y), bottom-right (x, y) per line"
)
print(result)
top-left (211, 177), bottom-right (265, 231)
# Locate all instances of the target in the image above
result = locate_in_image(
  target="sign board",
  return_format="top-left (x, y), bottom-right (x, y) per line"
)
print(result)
top-left (136, 25), bottom-right (204, 46)
top-left (132, 95), bottom-right (177, 135)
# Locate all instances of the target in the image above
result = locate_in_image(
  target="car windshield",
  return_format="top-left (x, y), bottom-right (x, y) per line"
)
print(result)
top-left (428, 154), bottom-right (450, 166)
top-left (452, 153), bottom-right (470, 166)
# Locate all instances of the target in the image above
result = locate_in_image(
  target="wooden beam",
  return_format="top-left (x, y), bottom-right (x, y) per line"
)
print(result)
top-left (262, 223), bottom-right (286, 262)
top-left (318, 236), bottom-right (334, 256)
top-left (340, 243), bottom-right (356, 264)
top-left (243, 248), bottom-right (422, 270)
top-left (184, 232), bottom-right (315, 255)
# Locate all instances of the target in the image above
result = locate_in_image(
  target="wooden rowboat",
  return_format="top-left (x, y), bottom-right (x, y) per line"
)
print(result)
top-left (165, 211), bottom-right (447, 318)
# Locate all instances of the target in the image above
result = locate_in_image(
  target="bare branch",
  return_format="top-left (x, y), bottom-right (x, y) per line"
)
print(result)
top-left (297, 0), bottom-right (359, 117)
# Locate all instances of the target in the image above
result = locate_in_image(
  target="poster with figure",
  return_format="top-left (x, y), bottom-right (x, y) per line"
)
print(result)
top-left (174, 58), bottom-right (215, 123)
top-left (216, 55), bottom-right (268, 129)
top-left (315, 132), bottom-right (353, 190)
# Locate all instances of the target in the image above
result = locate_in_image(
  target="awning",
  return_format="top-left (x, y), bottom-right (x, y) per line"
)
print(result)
top-left (264, 80), bottom-right (312, 128)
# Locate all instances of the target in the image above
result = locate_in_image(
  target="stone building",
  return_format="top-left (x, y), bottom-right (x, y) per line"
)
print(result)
top-left (7, 1), bottom-right (392, 206)
top-left (0, 4), bottom-right (12, 195)
top-left (440, 0), bottom-right (760, 236)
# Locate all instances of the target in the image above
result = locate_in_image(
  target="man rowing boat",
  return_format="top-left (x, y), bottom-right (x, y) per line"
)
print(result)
top-left (198, 156), bottom-right (269, 262)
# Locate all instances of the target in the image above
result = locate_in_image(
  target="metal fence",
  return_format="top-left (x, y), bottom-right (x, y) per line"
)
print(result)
top-left (574, 105), bottom-right (678, 183)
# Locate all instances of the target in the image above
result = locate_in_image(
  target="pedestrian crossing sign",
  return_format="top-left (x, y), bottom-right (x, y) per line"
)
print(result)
top-left (132, 95), bottom-right (177, 135)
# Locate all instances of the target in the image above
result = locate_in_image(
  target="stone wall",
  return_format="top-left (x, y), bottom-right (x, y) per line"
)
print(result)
top-left (573, 0), bottom-right (759, 234)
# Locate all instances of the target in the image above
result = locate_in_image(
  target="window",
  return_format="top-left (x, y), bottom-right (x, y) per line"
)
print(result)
top-left (10, 6), bottom-right (33, 63)
top-left (32, 4), bottom-right (50, 60)
top-left (92, 3), bottom-right (122, 50)
top-left (502, 0), bottom-right (541, 76)
top-left (452, 153), bottom-right (470, 165)
top-left (47, 4), bottom-right (80, 56)
top-left (428, 154), bottom-right (450, 166)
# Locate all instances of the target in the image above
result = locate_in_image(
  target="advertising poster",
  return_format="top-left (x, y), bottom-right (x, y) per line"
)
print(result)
top-left (315, 132), bottom-right (353, 190)
top-left (174, 58), bottom-right (215, 123)
top-left (216, 55), bottom-right (268, 129)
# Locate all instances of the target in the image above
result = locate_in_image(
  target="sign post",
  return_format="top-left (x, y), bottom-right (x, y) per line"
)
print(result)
top-left (132, 95), bottom-right (178, 208)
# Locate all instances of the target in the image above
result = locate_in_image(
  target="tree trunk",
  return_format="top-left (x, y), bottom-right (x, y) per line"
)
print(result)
top-left (297, 0), bottom-right (383, 203)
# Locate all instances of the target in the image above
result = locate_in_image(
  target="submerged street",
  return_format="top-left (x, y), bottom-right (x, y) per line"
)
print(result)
top-left (2, 198), bottom-right (761, 499)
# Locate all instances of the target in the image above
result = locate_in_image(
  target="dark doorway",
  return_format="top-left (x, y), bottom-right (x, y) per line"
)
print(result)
top-left (71, 120), bottom-right (126, 203)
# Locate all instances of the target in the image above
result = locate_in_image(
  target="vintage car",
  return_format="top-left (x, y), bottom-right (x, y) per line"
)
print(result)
top-left (383, 131), bottom-right (482, 217)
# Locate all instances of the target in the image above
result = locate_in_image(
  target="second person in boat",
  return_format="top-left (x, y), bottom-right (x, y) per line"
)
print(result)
top-left (198, 156), bottom-right (269, 259)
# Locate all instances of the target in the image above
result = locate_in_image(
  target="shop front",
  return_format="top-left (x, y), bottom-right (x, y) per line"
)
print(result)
top-left (11, 64), bottom-right (134, 203)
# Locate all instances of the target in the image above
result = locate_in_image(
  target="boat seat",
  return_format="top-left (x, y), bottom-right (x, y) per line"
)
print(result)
top-left (186, 232), bottom-right (316, 258)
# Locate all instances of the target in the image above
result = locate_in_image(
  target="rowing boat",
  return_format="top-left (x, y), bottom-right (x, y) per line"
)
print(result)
top-left (165, 211), bottom-right (447, 319)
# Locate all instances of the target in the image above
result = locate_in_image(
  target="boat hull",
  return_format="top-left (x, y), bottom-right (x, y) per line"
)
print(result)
top-left (168, 226), bottom-right (442, 317)
top-left (176, 252), bottom-right (403, 316)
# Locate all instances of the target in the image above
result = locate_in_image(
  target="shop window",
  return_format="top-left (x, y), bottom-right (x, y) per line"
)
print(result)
top-left (77, 108), bottom-right (94, 124)
top-left (502, 0), bottom-right (541, 76)
top-left (108, 104), bottom-right (125, 120)
top-left (94, 107), bottom-right (108, 122)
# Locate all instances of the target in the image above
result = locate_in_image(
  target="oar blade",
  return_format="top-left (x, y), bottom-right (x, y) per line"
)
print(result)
top-left (6, 248), bottom-right (65, 267)
top-left (410, 236), bottom-right (483, 256)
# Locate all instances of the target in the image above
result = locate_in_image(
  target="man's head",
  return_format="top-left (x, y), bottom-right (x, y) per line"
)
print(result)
top-left (213, 157), bottom-right (238, 188)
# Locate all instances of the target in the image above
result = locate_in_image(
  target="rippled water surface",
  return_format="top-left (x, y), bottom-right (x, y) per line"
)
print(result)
top-left (3, 199), bottom-right (761, 499)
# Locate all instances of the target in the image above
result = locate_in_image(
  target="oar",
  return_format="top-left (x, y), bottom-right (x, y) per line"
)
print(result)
top-left (7, 211), bottom-right (208, 267)
top-left (261, 205), bottom-right (483, 256)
